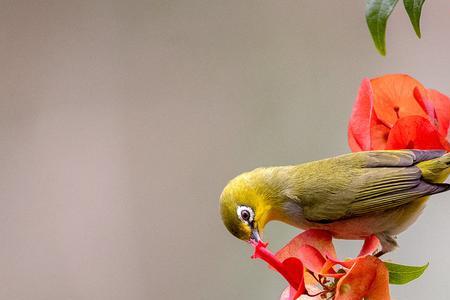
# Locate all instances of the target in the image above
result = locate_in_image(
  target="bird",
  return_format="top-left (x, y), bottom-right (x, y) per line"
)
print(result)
top-left (220, 150), bottom-right (450, 255)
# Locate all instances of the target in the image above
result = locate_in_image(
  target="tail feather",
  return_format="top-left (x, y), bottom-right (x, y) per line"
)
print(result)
top-left (417, 152), bottom-right (450, 183)
top-left (432, 183), bottom-right (450, 193)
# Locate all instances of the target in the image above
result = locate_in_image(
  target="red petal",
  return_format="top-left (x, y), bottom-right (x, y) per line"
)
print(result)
top-left (296, 245), bottom-right (326, 273)
top-left (283, 257), bottom-right (306, 298)
top-left (279, 286), bottom-right (298, 300)
top-left (370, 121), bottom-right (390, 150)
top-left (358, 235), bottom-right (380, 257)
top-left (348, 129), bottom-right (363, 152)
top-left (385, 116), bottom-right (448, 150)
top-left (252, 241), bottom-right (305, 293)
top-left (371, 74), bottom-right (428, 128)
top-left (413, 87), bottom-right (437, 121)
top-left (348, 78), bottom-right (375, 151)
top-left (280, 284), bottom-right (318, 300)
top-left (279, 286), bottom-right (294, 300)
top-left (275, 229), bottom-right (336, 264)
top-left (325, 256), bottom-right (357, 269)
top-left (427, 89), bottom-right (450, 138)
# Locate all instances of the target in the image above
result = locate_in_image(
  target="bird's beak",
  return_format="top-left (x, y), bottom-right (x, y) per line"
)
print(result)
top-left (250, 227), bottom-right (261, 243)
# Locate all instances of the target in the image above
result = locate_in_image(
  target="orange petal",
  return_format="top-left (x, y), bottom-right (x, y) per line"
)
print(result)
top-left (385, 115), bottom-right (447, 150)
top-left (335, 256), bottom-right (381, 300)
top-left (371, 74), bottom-right (428, 128)
top-left (320, 259), bottom-right (338, 274)
top-left (303, 270), bottom-right (319, 287)
top-left (366, 259), bottom-right (390, 300)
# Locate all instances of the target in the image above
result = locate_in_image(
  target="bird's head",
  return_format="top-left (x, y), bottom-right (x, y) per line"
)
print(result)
top-left (219, 171), bottom-right (275, 243)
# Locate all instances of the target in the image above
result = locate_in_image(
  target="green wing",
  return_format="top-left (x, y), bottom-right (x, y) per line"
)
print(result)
top-left (298, 150), bottom-right (449, 223)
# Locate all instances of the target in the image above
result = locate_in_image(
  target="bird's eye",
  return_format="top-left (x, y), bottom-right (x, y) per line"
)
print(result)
top-left (240, 209), bottom-right (250, 221)
top-left (237, 205), bottom-right (254, 223)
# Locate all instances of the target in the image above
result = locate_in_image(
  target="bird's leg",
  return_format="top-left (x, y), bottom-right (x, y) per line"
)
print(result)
top-left (374, 250), bottom-right (386, 258)
top-left (374, 233), bottom-right (398, 256)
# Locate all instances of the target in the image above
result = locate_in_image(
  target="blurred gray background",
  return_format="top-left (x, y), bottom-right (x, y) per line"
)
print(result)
top-left (1, 1), bottom-right (449, 299)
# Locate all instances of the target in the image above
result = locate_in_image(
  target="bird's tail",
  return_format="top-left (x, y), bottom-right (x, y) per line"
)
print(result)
top-left (417, 152), bottom-right (450, 183)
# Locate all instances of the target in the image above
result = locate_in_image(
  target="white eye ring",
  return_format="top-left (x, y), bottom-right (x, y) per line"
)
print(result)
top-left (237, 206), bottom-right (254, 224)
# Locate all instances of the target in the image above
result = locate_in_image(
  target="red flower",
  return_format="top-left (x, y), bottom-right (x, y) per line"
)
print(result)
top-left (250, 74), bottom-right (441, 299)
top-left (251, 230), bottom-right (390, 300)
top-left (348, 74), bottom-right (450, 151)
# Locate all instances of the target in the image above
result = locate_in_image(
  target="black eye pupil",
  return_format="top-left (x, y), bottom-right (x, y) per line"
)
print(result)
top-left (241, 210), bottom-right (250, 221)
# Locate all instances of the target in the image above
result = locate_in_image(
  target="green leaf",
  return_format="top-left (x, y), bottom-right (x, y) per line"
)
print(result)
top-left (365, 0), bottom-right (399, 55)
top-left (384, 261), bottom-right (429, 285)
top-left (403, 0), bottom-right (426, 38)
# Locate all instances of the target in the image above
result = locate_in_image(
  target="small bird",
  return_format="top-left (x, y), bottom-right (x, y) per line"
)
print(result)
top-left (220, 150), bottom-right (450, 255)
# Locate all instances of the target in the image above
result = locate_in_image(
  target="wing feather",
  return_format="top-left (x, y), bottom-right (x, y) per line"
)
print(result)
top-left (299, 150), bottom-right (449, 222)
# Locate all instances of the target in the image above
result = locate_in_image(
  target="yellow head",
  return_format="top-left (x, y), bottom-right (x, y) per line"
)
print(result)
top-left (219, 169), bottom-right (278, 243)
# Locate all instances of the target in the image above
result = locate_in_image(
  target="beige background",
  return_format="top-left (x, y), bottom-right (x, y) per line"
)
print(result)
top-left (1, 1), bottom-right (449, 299)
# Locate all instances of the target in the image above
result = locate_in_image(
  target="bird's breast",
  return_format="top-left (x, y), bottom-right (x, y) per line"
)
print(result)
top-left (279, 197), bottom-right (428, 240)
